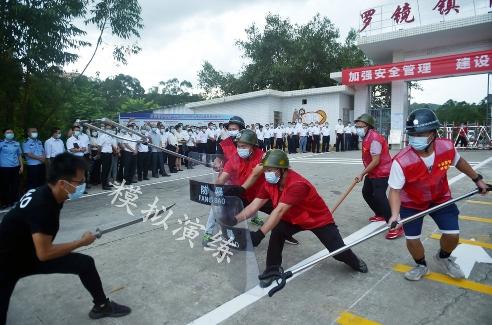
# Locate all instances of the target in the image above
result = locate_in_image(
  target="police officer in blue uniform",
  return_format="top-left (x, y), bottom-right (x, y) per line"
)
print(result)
top-left (0, 129), bottom-right (24, 209)
top-left (22, 127), bottom-right (46, 190)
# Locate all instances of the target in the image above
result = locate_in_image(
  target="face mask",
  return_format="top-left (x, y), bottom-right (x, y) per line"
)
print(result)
top-left (408, 135), bottom-right (430, 151)
top-left (92, 132), bottom-right (98, 137)
top-left (54, 133), bottom-right (61, 139)
top-left (356, 128), bottom-right (366, 138)
top-left (64, 181), bottom-right (86, 200)
top-left (265, 171), bottom-right (280, 184)
top-left (30, 132), bottom-right (38, 139)
top-left (74, 131), bottom-right (81, 136)
top-left (237, 148), bottom-right (251, 159)
top-left (5, 133), bottom-right (14, 140)
top-left (338, 121), bottom-right (342, 125)
top-left (188, 131), bottom-right (193, 135)
top-left (228, 130), bottom-right (239, 137)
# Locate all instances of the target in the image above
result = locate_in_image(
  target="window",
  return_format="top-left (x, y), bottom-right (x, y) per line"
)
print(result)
top-left (302, 99), bottom-right (307, 105)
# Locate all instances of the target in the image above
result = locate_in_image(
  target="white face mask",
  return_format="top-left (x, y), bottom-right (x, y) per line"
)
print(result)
top-left (265, 171), bottom-right (280, 184)
top-left (92, 131), bottom-right (98, 137)
top-left (237, 148), bottom-right (251, 159)
top-left (30, 132), bottom-right (38, 139)
top-left (74, 130), bottom-right (81, 136)
top-left (228, 130), bottom-right (239, 137)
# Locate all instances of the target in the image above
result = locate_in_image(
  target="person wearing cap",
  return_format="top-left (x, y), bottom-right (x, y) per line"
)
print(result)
top-left (0, 129), bottom-right (24, 209)
top-left (387, 108), bottom-right (488, 281)
top-left (353, 114), bottom-right (401, 239)
top-left (218, 116), bottom-right (246, 159)
top-left (223, 149), bottom-right (368, 287)
top-left (22, 127), bottom-right (46, 190)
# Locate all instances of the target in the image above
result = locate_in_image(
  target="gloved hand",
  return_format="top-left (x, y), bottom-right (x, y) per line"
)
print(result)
top-left (224, 186), bottom-right (245, 197)
top-left (250, 229), bottom-right (265, 247)
top-left (220, 215), bottom-right (238, 227)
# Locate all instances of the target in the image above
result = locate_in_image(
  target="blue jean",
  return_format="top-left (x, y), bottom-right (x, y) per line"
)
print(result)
top-left (299, 136), bottom-right (307, 153)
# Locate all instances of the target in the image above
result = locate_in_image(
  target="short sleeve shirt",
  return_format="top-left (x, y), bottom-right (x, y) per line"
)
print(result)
top-left (0, 139), bottom-right (22, 167)
top-left (0, 185), bottom-right (62, 270)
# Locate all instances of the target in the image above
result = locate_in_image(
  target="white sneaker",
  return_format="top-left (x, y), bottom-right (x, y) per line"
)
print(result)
top-left (404, 264), bottom-right (429, 281)
top-left (433, 253), bottom-right (465, 279)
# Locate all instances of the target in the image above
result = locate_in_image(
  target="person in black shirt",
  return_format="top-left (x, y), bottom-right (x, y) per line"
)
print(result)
top-left (0, 153), bottom-right (131, 324)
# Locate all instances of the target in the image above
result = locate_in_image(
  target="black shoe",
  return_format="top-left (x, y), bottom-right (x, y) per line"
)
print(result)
top-left (285, 236), bottom-right (299, 245)
top-left (143, 177), bottom-right (150, 180)
top-left (138, 177), bottom-right (142, 181)
top-left (153, 175), bottom-right (159, 178)
top-left (259, 266), bottom-right (281, 288)
top-left (89, 300), bottom-right (131, 319)
top-left (163, 173), bottom-right (171, 177)
top-left (83, 191), bottom-right (88, 194)
top-left (103, 186), bottom-right (113, 190)
top-left (353, 258), bottom-right (368, 273)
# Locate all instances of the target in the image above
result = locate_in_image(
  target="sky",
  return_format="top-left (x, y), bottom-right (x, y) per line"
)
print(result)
top-left (65, 0), bottom-right (490, 105)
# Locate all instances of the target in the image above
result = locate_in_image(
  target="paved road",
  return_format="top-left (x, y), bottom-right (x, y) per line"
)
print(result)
top-left (5, 150), bottom-right (492, 325)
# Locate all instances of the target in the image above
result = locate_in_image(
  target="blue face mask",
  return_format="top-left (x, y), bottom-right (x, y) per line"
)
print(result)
top-left (408, 135), bottom-right (430, 151)
top-left (356, 127), bottom-right (366, 138)
top-left (65, 181), bottom-right (86, 200)
top-left (5, 133), bottom-right (14, 140)
top-left (265, 171), bottom-right (280, 184)
top-left (237, 148), bottom-right (251, 159)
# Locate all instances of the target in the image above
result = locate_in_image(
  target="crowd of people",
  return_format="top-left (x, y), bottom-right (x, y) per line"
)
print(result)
top-left (0, 119), bottom-right (360, 210)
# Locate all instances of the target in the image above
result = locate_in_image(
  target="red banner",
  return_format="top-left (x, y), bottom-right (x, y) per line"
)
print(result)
top-left (342, 49), bottom-right (492, 85)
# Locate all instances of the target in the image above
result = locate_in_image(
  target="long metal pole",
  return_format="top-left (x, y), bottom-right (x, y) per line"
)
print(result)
top-left (80, 119), bottom-right (209, 167)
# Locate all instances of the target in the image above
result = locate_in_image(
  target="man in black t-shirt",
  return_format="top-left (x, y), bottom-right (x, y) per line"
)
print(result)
top-left (0, 153), bottom-right (131, 324)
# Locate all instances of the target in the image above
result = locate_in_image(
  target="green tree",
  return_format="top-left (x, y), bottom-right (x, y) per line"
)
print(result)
top-left (0, 0), bottom-right (143, 131)
top-left (198, 14), bottom-right (368, 98)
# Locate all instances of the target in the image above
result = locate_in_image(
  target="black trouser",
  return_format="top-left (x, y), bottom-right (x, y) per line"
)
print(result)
top-left (362, 177), bottom-right (391, 221)
top-left (137, 151), bottom-right (150, 180)
top-left (266, 221), bottom-right (360, 270)
top-left (306, 136), bottom-right (312, 152)
top-left (286, 136), bottom-right (293, 153)
top-left (455, 135), bottom-right (468, 147)
top-left (322, 136), bottom-right (330, 152)
top-left (292, 134), bottom-right (299, 152)
top-left (336, 133), bottom-right (344, 152)
top-left (151, 152), bottom-right (164, 177)
top-left (89, 158), bottom-right (101, 185)
top-left (312, 135), bottom-right (320, 153)
top-left (0, 253), bottom-right (107, 325)
top-left (122, 151), bottom-right (137, 183)
top-left (166, 145), bottom-right (177, 171)
top-left (25, 164), bottom-right (45, 190)
top-left (275, 138), bottom-right (284, 150)
top-left (258, 140), bottom-right (265, 151)
top-left (207, 140), bottom-right (216, 154)
top-left (198, 143), bottom-right (207, 154)
top-left (100, 152), bottom-right (112, 186)
top-left (351, 134), bottom-right (358, 150)
top-left (264, 138), bottom-right (271, 150)
top-left (0, 167), bottom-right (20, 206)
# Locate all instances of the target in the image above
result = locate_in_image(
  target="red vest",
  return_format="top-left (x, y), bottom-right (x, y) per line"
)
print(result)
top-left (261, 170), bottom-right (334, 229)
top-left (223, 147), bottom-right (265, 202)
top-left (395, 139), bottom-right (455, 210)
top-left (362, 129), bottom-right (391, 178)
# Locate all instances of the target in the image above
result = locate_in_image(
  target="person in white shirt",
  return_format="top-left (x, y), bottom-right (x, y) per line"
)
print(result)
top-left (321, 122), bottom-right (331, 152)
top-left (311, 122), bottom-right (321, 153)
top-left (335, 119), bottom-right (345, 152)
top-left (293, 121), bottom-right (302, 153)
top-left (137, 126), bottom-right (151, 181)
top-left (344, 123), bottom-right (353, 151)
top-left (351, 122), bottom-right (358, 150)
top-left (120, 123), bottom-right (138, 184)
top-left (306, 123), bottom-right (314, 152)
top-left (256, 125), bottom-right (265, 151)
top-left (44, 127), bottom-right (65, 163)
top-left (299, 123), bottom-right (308, 153)
top-left (274, 124), bottom-right (284, 150)
top-left (97, 123), bottom-right (117, 190)
top-left (88, 130), bottom-right (101, 186)
top-left (263, 124), bottom-right (272, 150)
top-left (206, 123), bottom-right (216, 155)
top-left (166, 126), bottom-right (179, 173)
top-left (66, 126), bottom-right (86, 157)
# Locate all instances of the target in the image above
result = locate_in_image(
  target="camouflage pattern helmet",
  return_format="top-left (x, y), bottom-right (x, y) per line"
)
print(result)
top-left (355, 113), bottom-right (375, 128)
top-left (262, 149), bottom-right (289, 169)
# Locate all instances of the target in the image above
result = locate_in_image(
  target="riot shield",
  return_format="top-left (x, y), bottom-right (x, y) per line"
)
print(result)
top-left (188, 152), bottom-right (260, 292)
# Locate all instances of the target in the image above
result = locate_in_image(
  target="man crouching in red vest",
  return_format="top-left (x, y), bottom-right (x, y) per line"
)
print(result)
top-left (354, 114), bottom-right (403, 240)
top-left (388, 109), bottom-right (488, 281)
top-left (222, 149), bottom-right (368, 287)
